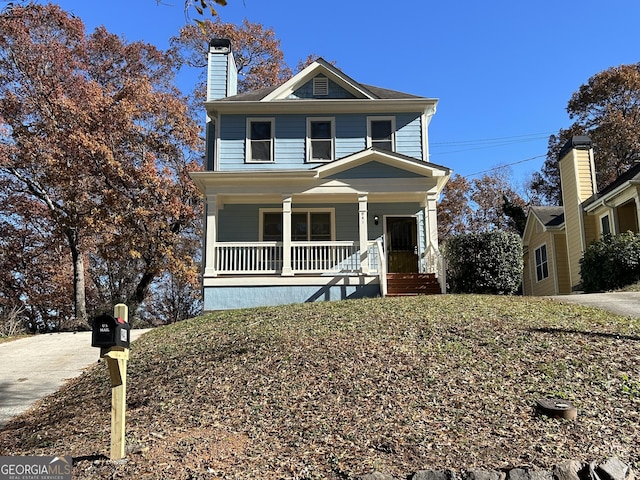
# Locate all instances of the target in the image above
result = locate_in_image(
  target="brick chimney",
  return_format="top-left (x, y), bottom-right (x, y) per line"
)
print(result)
top-left (558, 135), bottom-right (597, 290)
top-left (207, 39), bottom-right (238, 101)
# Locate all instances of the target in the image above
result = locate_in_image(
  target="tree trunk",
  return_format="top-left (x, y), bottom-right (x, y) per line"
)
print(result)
top-left (66, 228), bottom-right (88, 329)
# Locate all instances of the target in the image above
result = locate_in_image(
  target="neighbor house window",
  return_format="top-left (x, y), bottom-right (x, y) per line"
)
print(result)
top-left (600, 214), bottom-right (611, 236)
top-left (367, 116), bottom-right (395, 151)
top-left (307, 118), bottom-right (334, 162)
top-left (535, 244), bottom-right (549, 282)
top-left (261, 210), bottom-right (333, 241)
top-left (247, 118), bottom-right (274, 162)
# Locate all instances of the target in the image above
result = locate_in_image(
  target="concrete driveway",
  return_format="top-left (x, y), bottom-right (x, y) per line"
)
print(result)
top-left (0, 329), bottom-right (149, 429)
top-left (548, 292), bottom-right (640, 318)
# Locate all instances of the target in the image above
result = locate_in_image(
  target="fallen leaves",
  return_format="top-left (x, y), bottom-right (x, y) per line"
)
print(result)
top-left (1, 294), bottom-right (639, 479)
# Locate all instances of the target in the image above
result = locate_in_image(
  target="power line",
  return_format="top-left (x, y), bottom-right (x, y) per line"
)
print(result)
top-left (431, 134), bottom-right (552, 156)
top-left (465, 154), bottom-right (547, 177)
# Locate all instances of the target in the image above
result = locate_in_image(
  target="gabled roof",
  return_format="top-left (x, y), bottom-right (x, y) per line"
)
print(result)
top-left (522, 205), bottom-right (565, 246)
top-left (208, 58), bottom-right (436, 108)
top-left (315, 147), bottom-right (450, 179)
top-left (530, 206), bottom-right (565, 228)
top-left (263, 58), bottom-right (377, 101)
top-left (315, 148), bottom-right (450, 197)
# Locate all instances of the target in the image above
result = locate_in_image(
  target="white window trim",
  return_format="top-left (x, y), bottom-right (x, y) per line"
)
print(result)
top-left (367, 116), bottom-right (396, 151)
top-left (534, 244), bottom-right (549, 283)
top-left (259, 208), bottom-right (335, 241)
top-left (246, 117), bottom-right (275, 163)
top-left (306, 117), bottom-right (335, 163)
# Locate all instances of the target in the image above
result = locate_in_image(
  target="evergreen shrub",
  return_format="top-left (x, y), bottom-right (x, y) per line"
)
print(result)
top-left (580, 232), bottom-right (640, 292)
top-left (444, 230), bottom-right (523, 295)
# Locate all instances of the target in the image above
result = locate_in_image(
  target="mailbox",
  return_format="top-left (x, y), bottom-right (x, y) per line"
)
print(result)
top-left (92, 313), bottom-right (131, 349)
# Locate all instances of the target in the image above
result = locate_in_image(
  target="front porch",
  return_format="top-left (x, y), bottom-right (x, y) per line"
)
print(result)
top-left (202, 240), bottom-right (446, 310)
top-left (190, 148), bottom-right (451, 310)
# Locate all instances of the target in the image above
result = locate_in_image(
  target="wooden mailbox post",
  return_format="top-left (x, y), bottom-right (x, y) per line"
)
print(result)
top-left (92, 303), bottom-right (131, 461)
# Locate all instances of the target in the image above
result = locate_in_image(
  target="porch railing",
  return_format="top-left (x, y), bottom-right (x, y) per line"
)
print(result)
top-left (216, 242), bottom-right (282, 274)
top-left (215, 241), bottom-right (370, 275)
top-left (291, 241), bottom-right (359, 273)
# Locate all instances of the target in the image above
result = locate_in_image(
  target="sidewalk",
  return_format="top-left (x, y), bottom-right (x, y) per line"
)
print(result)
top-left (0, 330), bottom-right (149, 429)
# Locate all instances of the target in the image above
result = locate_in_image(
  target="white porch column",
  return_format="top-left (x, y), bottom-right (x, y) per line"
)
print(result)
top-left (635, 194), bottom-right (640, 232)
top-left (358, 194), bottom-right (369, 274)
top-left (281, 195), bottom-right (293, 276)
top-left (204, 194), bottom-right (217, 277)
top-left (422, 195), bottom-right (439, 253)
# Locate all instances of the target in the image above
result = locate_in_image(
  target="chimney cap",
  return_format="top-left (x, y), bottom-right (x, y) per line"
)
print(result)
top-left (559, 135), bottom-right (592, 159)
top-left (209, 38), bottom-right (231, 50)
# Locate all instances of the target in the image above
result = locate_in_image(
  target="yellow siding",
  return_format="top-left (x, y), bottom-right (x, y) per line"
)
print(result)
top-left (583, 214), bottom-right (598, 247)
top-left (554, 233), bottom-right (571, 294)
top-left (523, 223), bottom-right (557, 296)
top-left (559, 147), bottom-right (596, 291)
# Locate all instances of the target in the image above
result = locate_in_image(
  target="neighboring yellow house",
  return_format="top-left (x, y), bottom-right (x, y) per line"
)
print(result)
top-left (523, 136), bottom-right (640, 296)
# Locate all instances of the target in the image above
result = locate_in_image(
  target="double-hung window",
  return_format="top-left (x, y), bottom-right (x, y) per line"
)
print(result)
top-left (367, 116), bottom-right (395, 151)
top-left (261, 210), bottom-right (333, 241)
top-left (307, 118), bottom-right (334, 162)
top-left (535, 244), bottom-right (549, 282)
top-left (247, 118), bottom-right (274, 162)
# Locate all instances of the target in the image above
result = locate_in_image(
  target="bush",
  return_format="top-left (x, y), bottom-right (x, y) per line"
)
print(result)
top-left (580, 232), bottom-right (640, 292)
top-left (444, 230), bottom-right (523, 295)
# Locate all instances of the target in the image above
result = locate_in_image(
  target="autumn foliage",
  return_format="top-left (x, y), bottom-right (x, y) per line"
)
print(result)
top-left (531, 63), bottom-right (640, 204)
top-left (0, 4), bottom-right (202, 328)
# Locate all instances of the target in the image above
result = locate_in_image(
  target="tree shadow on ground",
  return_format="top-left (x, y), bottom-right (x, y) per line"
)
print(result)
top-left (530, 327), bottom-right (640, 341)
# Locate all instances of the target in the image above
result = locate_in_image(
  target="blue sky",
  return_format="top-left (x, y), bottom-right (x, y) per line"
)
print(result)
top-left (51, 0), bottom-right (640, 196)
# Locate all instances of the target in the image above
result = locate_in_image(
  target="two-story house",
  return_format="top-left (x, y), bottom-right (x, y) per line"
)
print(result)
top-left (190, 39), bottom-right (451, 310)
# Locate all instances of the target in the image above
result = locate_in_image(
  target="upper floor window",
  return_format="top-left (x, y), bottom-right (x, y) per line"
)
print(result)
top-left (247, 118), bottom-right (274, 162)
top-left (367, 116), bottom-right (395, 151)
top-left (535, 244), bottom-right (549, 282)
top-left (307, 118), bottom-right (334, 162)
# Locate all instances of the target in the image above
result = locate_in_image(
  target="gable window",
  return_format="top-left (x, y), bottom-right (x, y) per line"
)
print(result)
top-left (535, 244), bottom-right (549, 282)
top-left (367, 116), bottom-right (395, 151)
top-left (261, 210), bottom-right (333, 241)
top-left (247, 118), bottom-right (274, 162)
top-left (307, 118), bottom-right (334, 162)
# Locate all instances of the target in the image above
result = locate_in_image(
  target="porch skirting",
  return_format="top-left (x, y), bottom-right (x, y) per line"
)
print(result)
top-left (203, 275), bottom-right (381, 311)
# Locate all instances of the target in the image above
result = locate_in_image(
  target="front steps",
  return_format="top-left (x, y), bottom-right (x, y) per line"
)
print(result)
top-left (386, 273), bottom-right (442, 296)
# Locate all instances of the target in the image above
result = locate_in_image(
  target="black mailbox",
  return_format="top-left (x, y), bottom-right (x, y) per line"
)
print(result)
top-left (91, 314), bottom-right (131, 349)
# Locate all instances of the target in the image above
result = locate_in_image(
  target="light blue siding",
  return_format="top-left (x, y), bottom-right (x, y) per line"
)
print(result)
top-left (335, 114), bottom-right (366, 159)
top-left (204, 282), bottom-right (380, 310)
top-left (327, 161), bottom-right (424, 179)
top-left (217, 112), bottom-right (425, 170)
top-left (218, 115), bottom-right (246, 169)
top-left (217, 202), bottom-right (422, 243)
top-left (218, 204), bottom-right (281, 241)
top-left (207, 54), bottom-right (229, 101)
top-left (396, 113), bottom-right (423, 159)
